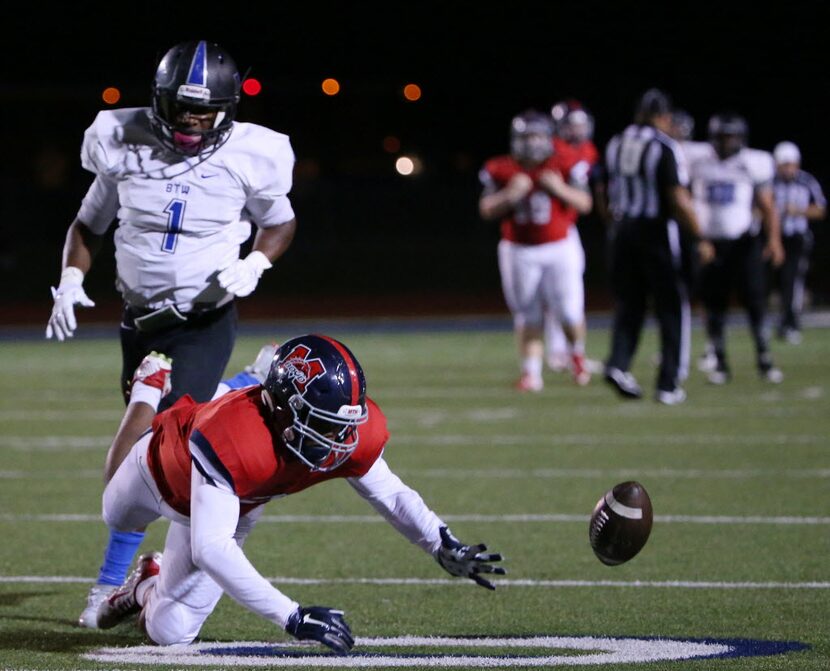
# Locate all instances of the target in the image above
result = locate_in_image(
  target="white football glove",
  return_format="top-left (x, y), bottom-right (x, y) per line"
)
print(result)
top-left (435, 526), bottom-right (505, 590)
top-left (45, 267), bottom-right (95, 341)
top-left (217, 251), bottom-right (272, 297)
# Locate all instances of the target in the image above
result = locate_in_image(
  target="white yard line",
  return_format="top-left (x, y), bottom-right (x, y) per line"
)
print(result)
top-left (1, 433), bottom-right (827, 451)
top-left (1, 575), bottom-right (828, 589)
top-left (2, 466), bottom-right (829, 480)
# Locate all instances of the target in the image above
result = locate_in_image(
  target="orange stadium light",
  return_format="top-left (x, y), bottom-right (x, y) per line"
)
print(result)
top-left (322, 78), bottom-right (341, 96)
top-left (403, 83), bottom-right (421, 102)
top-left (101, 87), bottom-right (121, 105)
top-left (383, 135), bottom-right (401, 153)
top-left (242, 78), bottom-right (262, 96)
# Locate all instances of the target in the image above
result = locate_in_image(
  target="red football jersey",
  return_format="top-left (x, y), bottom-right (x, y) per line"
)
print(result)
top-left (146, 387), bottom-right (389, 516)
top-left (482, 153), bottom-right (582, 245)
top-left (553, 136), bottom-right (599, 169)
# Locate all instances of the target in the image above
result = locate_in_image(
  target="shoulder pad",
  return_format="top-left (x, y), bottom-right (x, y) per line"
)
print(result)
top-left (742, 148), bottom-right (775, 183)
top-left (80, 108), bottom-right (155, 176)
top-left (220, 123), bottom-right (295, 192)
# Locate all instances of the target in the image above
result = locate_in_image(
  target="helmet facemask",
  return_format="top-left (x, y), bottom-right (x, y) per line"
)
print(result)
top-left (150, 40), bottom-right (241, 158)
top-left (152, 92), bottom-right (236, 157)
top-left (708, 115), bottom-right (747, 160)
top-left (510, 111), bottom-right (554, 165)
top-left (281, 392), bottom-right (368, 472)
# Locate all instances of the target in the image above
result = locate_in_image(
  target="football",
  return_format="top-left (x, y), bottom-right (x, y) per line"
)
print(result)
top-left (588, 481), bottom-right (653, 566)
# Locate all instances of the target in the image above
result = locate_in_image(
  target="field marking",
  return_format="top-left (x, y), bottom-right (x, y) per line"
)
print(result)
top-left (1, 436), bottom-right (111, 450)
top-left (2, 512), bottom-right (829, 525)
top-left (3, 466), bottom-right (829, 481)
top-left (0, 410), bottom-right (121, 422)
top-left (82, 635), bottom-right (805, 667)
top-left (2, 433), bottom-right (827, 452)
top-left (2, 575), bottom-right (829, 590)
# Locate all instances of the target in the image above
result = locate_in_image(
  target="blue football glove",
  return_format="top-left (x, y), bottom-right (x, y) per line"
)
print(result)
top-left (285, 605), bottom-right (354, 654)
top-left (435, 526), bottom-right (506, 590)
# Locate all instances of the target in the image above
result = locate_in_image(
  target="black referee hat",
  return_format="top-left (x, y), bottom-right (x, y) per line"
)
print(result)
top-left (634, 88), bottom-right (673, 123)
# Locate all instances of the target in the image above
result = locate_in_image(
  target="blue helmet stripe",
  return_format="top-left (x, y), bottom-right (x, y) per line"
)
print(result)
top-left (187, 40), bottom-right (208, 86)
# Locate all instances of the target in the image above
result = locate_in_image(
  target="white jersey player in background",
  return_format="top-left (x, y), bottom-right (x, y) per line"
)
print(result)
top-left (44, 40), bottom-right (297, 628)
top-left (684, 113), bottom-right (785, 384)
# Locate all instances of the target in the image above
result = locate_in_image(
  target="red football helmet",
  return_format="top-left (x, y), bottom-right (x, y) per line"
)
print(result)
top-left (510, 109), bottom-right (554, 164)
top-left (551, 99), bottom-right (595, 144)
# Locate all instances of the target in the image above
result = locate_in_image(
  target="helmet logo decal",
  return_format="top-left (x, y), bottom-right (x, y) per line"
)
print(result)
top-left (282, 345), bottom-right (326, 395)
top-left (187, 40), bottom-right (208, 87)
top-left (177, 84), bottom-right (211, 101)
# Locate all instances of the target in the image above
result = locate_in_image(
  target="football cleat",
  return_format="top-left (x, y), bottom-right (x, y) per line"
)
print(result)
top-left (760, 366), bottom-right (784, 384)
top-left (514, 374), bottom-right (543, 392)
top-left (604, 367), bottom-right (642, 399)
top-left (780, 328), bottom-right (802, 345)
top-left (697, 348), bottom-right (718, 373)
top-left (243, 342), bottom-right (279, 384)
top-left (78, 583), bottom-right (116, 629)
top-left (96, 552), bottom-right (162, 630)
top-left (707, 369), bottom-right (731, 385)
top-left (571, 353), bottom-right (591, 386)
top-left (758, 353), bottom-right (783, 384)
top-left (131, 352), bottom-right (173, 396)
top-left (656, 387), bottom-right (687, 405)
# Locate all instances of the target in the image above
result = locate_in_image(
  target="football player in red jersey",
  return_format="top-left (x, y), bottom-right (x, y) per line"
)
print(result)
top-left (479, 110), bottom-right (593, 390)
top-left (545, 100), bottom-right (602, 376)
top-left (93, 335), bottom-right (504, 653)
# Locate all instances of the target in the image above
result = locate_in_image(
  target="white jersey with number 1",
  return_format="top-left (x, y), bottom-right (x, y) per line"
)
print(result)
top-left (76, 107), bottom-right (295, 312)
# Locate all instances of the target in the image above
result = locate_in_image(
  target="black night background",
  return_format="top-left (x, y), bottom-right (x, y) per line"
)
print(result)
top-left (2, 2), bottom-right (827, 324)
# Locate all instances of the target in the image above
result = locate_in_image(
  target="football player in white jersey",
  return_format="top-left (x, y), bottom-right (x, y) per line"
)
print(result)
top-left (45, 40), bottom-right (297, 628)
top-left (46, 40), bottom-right (296, 407)
top-left (685, 113), bottom-right (785, 384)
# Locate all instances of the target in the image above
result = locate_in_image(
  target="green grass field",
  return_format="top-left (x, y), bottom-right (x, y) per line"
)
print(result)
top-left (0, 321), bottom-right (828, 670)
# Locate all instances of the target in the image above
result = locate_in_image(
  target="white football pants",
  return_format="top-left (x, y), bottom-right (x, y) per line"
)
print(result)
top-left (102, 433), bottom-right (260, 645)
top-left (498, 227), bottom-right (586, 330)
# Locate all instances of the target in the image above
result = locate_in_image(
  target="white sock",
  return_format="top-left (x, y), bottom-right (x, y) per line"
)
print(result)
top-left (129, 381), bottom-right (162, 411)
top-left (522, 356), bottom-right (543, 379)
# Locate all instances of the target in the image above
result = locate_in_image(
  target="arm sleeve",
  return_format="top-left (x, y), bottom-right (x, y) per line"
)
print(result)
top-left (347, 456), bottom-right (445, 555)
top-left (244, 136), bottom-right (296, 228)
top-left (189, 463), bottom-right (299, 628)
top-left (807, 174), bottom-right (827, 207)
top-left (76, 175), bottom-right (119, 234)
top-left (657, 140), bottom-right (685, 189)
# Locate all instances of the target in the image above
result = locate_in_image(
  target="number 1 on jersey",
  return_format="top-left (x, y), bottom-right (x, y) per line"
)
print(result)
top-left (162, 199), bottom-right (186, 253)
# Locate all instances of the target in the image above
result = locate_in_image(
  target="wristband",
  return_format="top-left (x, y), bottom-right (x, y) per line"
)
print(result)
top-left (60, 266), bottom-right (85, 286)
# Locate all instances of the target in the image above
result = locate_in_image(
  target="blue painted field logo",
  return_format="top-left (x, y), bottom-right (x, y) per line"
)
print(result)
top-left (85, 634), bottom-right (807, 667)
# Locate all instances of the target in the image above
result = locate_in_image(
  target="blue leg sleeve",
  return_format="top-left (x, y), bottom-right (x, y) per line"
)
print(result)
top-left (97, 530), bottom-right (145, 586)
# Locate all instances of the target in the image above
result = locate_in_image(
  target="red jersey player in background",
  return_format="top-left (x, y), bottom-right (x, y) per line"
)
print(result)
top-left (479, 109), bottom-right (593, 391)
top-left (92, 335), bottom-right (504, 653)
top-left (545, 100), bottom-right (602, 375)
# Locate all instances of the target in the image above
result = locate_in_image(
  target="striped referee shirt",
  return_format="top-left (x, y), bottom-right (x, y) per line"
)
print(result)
top-left (773, 170), bottom-right (826, 236)
top-left (605, 124), bottom-right (687, 222)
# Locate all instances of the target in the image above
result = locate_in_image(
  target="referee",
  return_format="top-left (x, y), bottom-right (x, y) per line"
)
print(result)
top-left (771, 141), bottom-right (827, 343)
top-left (602, 89), bottom-right (713, 405)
